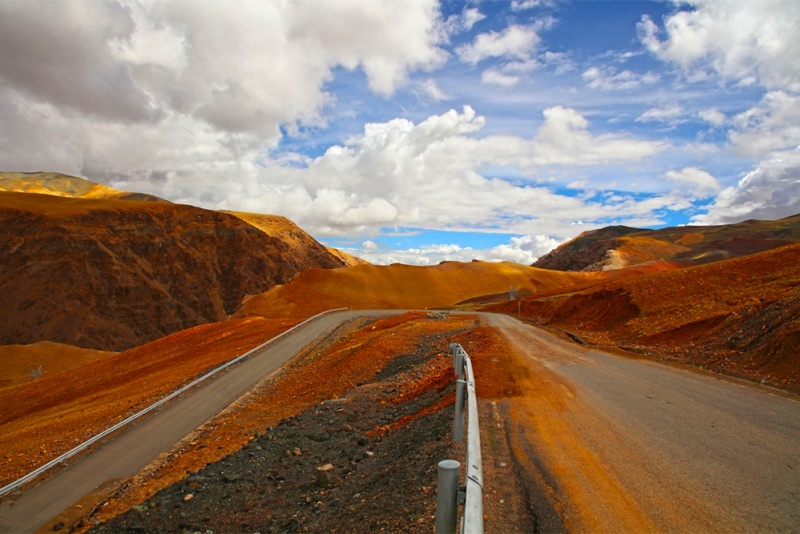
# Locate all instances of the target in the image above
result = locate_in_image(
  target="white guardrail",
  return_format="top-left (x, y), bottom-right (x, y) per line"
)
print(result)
top-left (0, 307), bottom-right (348, 499)
top-left (436, 343), bottom-right (484, 534)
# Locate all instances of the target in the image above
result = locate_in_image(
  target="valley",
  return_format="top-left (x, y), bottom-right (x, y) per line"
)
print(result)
top-left (1, 174), bottom-right (799, 532)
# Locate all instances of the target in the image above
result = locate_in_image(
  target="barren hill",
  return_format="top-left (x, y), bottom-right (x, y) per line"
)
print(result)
top-left (238, 260), bottom-right (618, 319)
top-left (0, 191), bottom-right (347, 351)
top-left (500, 242), bottom-right (800, 392)
top-left (0, 171), bottom-right (164, 202)
top-left (534, 214), bottom-right (800, 271)
top-left (228, 211), bottom-right (368, 268)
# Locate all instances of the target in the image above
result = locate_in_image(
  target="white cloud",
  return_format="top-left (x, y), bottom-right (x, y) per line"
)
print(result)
top-left (445, 6), bottom-right (485, 35)
top-left (234, 106), bottom-right (668, 239)
top-left (457, 24), bottom-right (541, 65)
top-left (481, 69), bottom-right (520, 87)
top-left (358, 234), bottom-right (563, 266)
top-left (511, 0), bottom-right (555, 12)
top-left (665, 167), bottom-right (721, 196)
top-left (699, 108), bottom-right (727, 127)
top-left (729, 91), bottom-right (800, 157)
top-left (636, 104), bottom-right (685, 124)
top-left (0, 0), bottom-right (446, 139)
top-left (693, 148), bottom-right (800, 225)
top-left (418, 79), bottom-right (450, 102)
top-left (638, 0), bottom-right (800, 91)
top-left (582, 66), bottom-right (660, 91)
top-left (362, 240), bottom-right (379, 252)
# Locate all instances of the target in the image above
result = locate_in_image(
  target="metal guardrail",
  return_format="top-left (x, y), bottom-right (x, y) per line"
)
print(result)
top-left (436, 343), bottom-right (484, 534)
top-left (0, 307), bottom-right (348, 499)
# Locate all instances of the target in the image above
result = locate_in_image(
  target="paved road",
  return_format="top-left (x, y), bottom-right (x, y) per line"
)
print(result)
top-left (4, 309), bottom-right (798, 532)
top-left (0, 309), bottom-right (395, 533)
top-left (485, 313), bottom-right (800, 532)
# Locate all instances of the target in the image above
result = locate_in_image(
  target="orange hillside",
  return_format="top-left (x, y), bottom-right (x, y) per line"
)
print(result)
top-left (0, 342), bottom-right (115, 390)
top-left (238, 261), bottom-right (605, 318)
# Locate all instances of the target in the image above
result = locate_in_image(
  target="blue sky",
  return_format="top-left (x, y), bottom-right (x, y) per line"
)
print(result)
top-left (1, 0), bottom-right (798, 264)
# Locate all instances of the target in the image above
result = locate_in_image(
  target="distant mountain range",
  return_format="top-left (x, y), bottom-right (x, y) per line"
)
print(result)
top-left (534, 214), bottom-right (800, 271)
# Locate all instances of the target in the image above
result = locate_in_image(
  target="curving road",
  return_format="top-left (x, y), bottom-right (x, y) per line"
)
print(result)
top-left (0, 309), bottom-right (396, 533)
top-left (484, 313), bottom-right (800, 532)
top-left (2, 310), bottom-right (799, 532)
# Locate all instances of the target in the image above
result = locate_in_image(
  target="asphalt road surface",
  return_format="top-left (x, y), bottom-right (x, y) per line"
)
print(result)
top-left (485, 313), bottom-right (800, 532)
top-left (3, 310), bottom-right (798, 532)
top-left (0, 309), bottom-right (396, 533)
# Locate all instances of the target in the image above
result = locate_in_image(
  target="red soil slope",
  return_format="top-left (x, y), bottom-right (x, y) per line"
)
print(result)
top-left (0, 191), bottom-right (345, 351)
top-left (498, 242), bottom-right (800, 391)
top-left (0, 317), bottom-right (296, 488)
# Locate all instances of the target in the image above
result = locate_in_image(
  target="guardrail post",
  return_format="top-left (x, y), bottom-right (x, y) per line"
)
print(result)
top-left (454, 379), bottom-right (466, 442)
top-left (435, 459), bottom-right (460, 534)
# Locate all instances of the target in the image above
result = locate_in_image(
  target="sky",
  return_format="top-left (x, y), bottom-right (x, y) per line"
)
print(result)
top-left (1, 0), bottom-right (799, 265)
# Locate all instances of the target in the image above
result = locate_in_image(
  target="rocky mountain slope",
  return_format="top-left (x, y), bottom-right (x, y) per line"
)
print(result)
top-left (0, 186), bottom-right (347, 351)
top-left (534, 214), bottom-right (800, 271)
top-left (228, 211), bottom-right (368, 268)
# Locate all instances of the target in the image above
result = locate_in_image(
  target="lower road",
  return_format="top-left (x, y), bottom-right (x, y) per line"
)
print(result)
top-left (485, 313), bottom-right (800, 532)
top-left (0, 309), bottom-right (394, 533)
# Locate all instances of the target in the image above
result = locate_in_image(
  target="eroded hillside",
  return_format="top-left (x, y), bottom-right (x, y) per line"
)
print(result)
top-left (0, 191), bottom-right (346, 351)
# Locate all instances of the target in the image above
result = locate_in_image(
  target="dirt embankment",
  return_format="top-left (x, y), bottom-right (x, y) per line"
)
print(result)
top-left (496, 242), bottom-right (800, 392)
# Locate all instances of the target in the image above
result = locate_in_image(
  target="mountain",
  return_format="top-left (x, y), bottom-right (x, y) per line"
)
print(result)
top-left (534, 214), bottom-right (800, 271)
top-left (227, 212), bottom-right (368, 268)
top-left (499, 242), bottom-right (800, 392)
top-left (0, 183), bottom-right (348, 351)
top-left (0, 171), bottom-right (165, 202)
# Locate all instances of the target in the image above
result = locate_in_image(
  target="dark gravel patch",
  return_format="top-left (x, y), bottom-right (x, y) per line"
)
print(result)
top-left (91, 334), bottom-right (461, 533)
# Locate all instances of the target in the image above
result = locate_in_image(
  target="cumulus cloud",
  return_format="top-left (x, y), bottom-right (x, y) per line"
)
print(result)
top-left (639, 1), bottom-right (800, 227)
top-left (699, 108), bottom-right (727, 127)
top-left (665, 167), bottom-right (721, 196)
top-left (729, 91), bottom-right (800, 157)
top-left (693, 149), bottom-right (800, 224)
top-left (358, 234), bottom-right (563, 266)
top-left (445, 6), bottom-right (485, 35)
top-left (0, 0), bottom-right (446, 140)
top-left (235, 106), bottom-right (669, 239)
top-left (638, 0), bottom-right (800, 91)
top-left (457, 24), bottom-right (541, 65)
